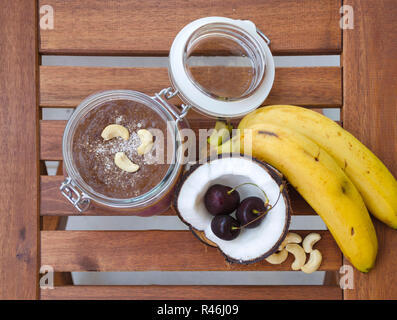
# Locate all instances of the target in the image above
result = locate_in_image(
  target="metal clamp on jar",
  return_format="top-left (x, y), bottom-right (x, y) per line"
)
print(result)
top-left (60, 16), bottom-right (275, 215)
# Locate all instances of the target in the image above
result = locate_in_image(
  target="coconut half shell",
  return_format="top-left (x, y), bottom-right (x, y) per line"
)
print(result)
top-left (173, 154), bottom-right (291, 264)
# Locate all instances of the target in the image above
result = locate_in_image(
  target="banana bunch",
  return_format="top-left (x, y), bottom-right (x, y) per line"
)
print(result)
top-left (219, 105), bottom-right (397, 272)
top-left (239, 105), bottom-right (397, 229)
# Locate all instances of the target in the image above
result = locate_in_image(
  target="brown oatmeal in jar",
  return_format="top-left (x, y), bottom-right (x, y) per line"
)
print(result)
top-left (72, 99), bottom-right (170, 199)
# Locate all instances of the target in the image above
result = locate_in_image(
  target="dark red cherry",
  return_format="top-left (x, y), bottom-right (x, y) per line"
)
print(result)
top-left (204, 184), bottom-right (240, 216)
top-left (211, 215), bottom-right (241, 240)
top-left (236, 197), bottom-right (268, 228)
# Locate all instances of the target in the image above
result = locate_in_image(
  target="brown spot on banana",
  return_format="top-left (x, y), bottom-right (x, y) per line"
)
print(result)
top-left (258, 130), bottom-right (278, 137)
top-left (344, 160), bottom-right (348, 170)
top-left (340, 179), bottom-right (351, 195)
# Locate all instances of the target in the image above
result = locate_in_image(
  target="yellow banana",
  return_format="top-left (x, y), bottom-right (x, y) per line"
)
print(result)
top-left (220, 123), bottom-right (378, 272)
top-left (239, 105), bottom-right (397, 229)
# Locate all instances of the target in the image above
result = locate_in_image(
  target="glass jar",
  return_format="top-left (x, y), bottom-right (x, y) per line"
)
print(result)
top-left (61, 90), bottom-right (186, 215)
top-left (60, 16), bottom-right (274, 215)
top-left (168, 16), bottom-right (274, 118)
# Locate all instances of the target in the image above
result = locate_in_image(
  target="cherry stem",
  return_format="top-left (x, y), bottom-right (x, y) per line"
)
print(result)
top-left (236, 181), bottom-right (286, 229)
top-left (227, 182), bottom-right (270, 207)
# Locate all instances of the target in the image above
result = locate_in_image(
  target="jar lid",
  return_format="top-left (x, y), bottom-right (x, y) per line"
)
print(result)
top-left (169, 17), bottom-right (275, 118)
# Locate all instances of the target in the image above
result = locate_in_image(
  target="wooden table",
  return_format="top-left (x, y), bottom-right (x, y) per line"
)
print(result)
top-left (0, 0), bottom-right (396, 300)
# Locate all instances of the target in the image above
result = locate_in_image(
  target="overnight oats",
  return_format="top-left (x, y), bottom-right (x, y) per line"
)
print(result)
top-left (61, 90), bottom-right (184, 215)
top-left (72, 100), bottom-right (170, 199)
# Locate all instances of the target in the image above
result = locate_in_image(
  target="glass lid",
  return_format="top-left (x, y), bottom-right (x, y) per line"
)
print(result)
top-left (169, 17), bottom-right (275, 118)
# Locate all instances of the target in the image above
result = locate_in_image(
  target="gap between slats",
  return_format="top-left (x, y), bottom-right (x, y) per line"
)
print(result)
top-left (68, 271), bottom-right (327, 286)
top-left (41, 55), bottom-right (340, 68)
top-left (61, 216), bottom-right (326, 231)
top-left (40, 230), bottom-right (340, 272)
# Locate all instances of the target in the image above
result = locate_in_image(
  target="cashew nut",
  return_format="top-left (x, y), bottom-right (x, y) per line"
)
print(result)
top-left (101, 124), bottom-right (129, 141)
top-left (114, 152), bottom-right (139, 173)
top-left (137, 129), bottom-right (154, 155)
top-left (279, 232), bottom-right (302, 250)
top-left (301, 249), bottom-right (322, 274)
top-left (265, 249), bottom-right (288, 265)
top-left (285, 244), bottom-right (306, 270)
top-left (302, 233), bottom-right (322, 253)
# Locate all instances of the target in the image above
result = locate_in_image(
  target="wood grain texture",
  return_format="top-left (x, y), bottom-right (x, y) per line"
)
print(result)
top-left (41, 285), bottom-right (342, 300)
top-left (39, 118), bottom-right (316, 216)
top-left (40, 118), bottom-right (342, 161)
top-left (40, 120), bottom-right (64, 161)
top-left (41, 230), bottom-right (340, 271)
top-left (41, 175), bottom-right (315, 216)
top-left (343, 0), bottom-right (397, 299)
top-left (40, 66), bottom-right (342, 108)
top-left (0, 1), bottom-right (38, 299)
top-left (39, 0), bottom-right (341, 55)
top-left (40, 119), bottom-right (233, 160)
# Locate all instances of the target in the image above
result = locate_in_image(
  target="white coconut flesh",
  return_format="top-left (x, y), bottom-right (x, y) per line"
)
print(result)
top-left (177, 156), bottom-right (289, 263)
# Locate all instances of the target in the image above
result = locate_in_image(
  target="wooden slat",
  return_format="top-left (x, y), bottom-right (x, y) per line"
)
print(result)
top-left (40, 119), bottom-right (227, 161)
top-left (0, 1), bottom-right (38, 299)
top-left (39, 119), bottom-right (316, 216)
top-left (40, 175), bottom-right (315, 216)
top-left (40, 118), bottom-right (342, 161)
top-left (40, 120), bottom-right (64, 161)
top-left (40, 66), bottom-right (342, 108)
top-left (41, 285), bottom-right (342, 300)
top-left (39, 0), bottom-right (341, 55)
top-left (41, 230), bottom-right (339, 271)
top-left (343, 0), bottom-right (397, 300)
